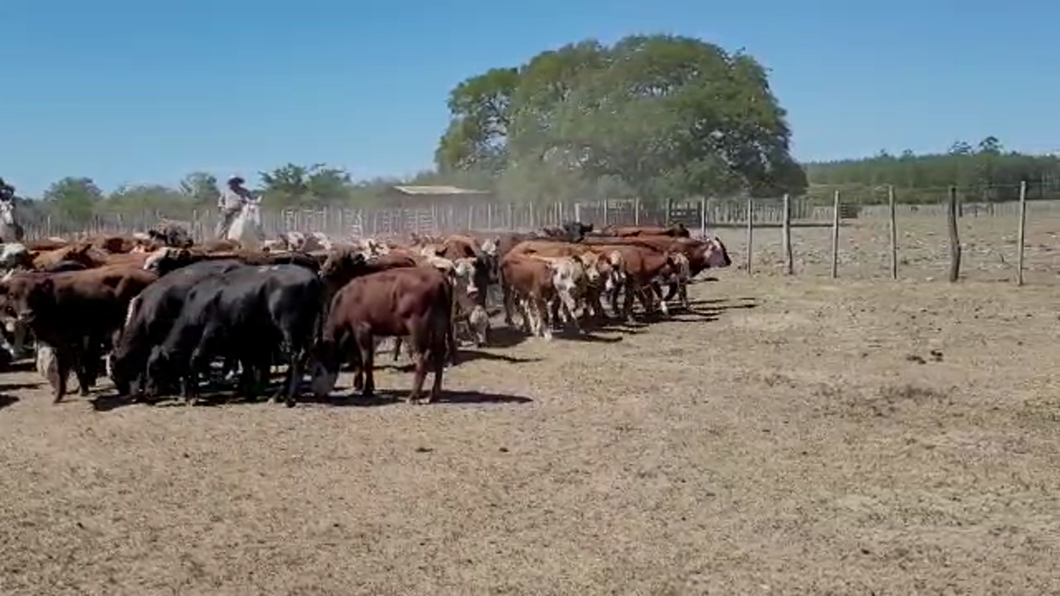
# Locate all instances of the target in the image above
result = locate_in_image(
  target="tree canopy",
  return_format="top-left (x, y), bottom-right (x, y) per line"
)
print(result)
top-left (804, 137), bottom-right (1060, 203)
top-left (435, 34), bottom-right (807, 204)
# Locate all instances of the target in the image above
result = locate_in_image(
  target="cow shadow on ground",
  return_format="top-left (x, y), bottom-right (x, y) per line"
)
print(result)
top-left (0, 394), bottom-right (19, 411)
top-left (552, 328), bottom-right (624, 343)
top-left (301, 389), bottom-right (533, 407)
top-left (91, 379), bottom-right (534, 410)
top-left (380, 349), bottom-right (543, 372)
top-left (481, 325), bottom-right (532, 349)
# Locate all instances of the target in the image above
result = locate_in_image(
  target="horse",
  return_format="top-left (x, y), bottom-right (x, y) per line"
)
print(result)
top-left (0, 201), bottom-right (24, 243)
top-left (225, 199), bottom-right (266, 250)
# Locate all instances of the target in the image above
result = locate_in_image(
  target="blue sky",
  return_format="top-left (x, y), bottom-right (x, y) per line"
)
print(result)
top-left (2, 0), bottom-right (1058, 196)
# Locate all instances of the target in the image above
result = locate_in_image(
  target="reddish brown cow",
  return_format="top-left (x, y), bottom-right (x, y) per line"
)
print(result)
top-left (31, 243), bottom-right (111, 271)
top-left (587, 244), bottom-right (678, 321)
top-left (0, 265), bottom-right (158, 401)
top-left (499, 252), bottom-right (559, 340)
top-left (310, 266), bottom-right (455, 404)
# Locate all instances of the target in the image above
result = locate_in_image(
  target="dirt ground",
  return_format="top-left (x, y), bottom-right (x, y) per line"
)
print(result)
top-left (2, 214), bottom-right (1059, 594)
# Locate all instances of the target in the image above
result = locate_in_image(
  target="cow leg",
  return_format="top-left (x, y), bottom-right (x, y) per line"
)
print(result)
top-left (406, 329), bottom-right (430, 405)
top-left (678, 280), bottom-right (690, 310)
top-left (621, 283), bottom-right (637, 323)
top-left (663, 281), bottom-right (679, 302)
top-left (501, 277), bottom-right (515, 326)
top-left (515, 297), bottom-right (533, 334)
top-left (610, 287), bottom-right (627, 321)
top-left (650, 282), bottom-right (670, 316)
top-left (559, 291), bottom-right (581, 332)
top-left (284, 350), bottom-right (302, 408)
top-left (354, 331), bottom-right (375, 397)
top-left (391, 337), bottom-right (403, 362)
top-left (534, 297), bottom-right (553, 341)
top-left (51, 348), bottom-right (73, 403)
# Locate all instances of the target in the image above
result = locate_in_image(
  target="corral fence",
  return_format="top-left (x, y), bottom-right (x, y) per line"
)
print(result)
top-left (21, 196), bottom-right (838, 242)
top-left (21, 182), bottom-right (1053, 285)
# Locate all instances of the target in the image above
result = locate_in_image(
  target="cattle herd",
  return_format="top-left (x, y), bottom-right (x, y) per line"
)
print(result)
top-left (0, 220), bottom-right (731, 408)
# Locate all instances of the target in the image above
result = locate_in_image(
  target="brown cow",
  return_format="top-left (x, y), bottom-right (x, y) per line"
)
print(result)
top-left (0, 265), bottom-right (158, 401)
top-left (499, 252), bottom-right (560, 340)
top-left (506, 239), bottom-right (624, 322)
top-left (310, 266), bottom-right (454, 404)
top-left (585, 243), bottom-right (678, 321)
top-left (31, 243), bottom-right (110, 271)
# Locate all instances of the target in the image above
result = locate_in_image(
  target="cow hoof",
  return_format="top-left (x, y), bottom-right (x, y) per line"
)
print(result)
top-left (284, 398), bottom-right (296, 408)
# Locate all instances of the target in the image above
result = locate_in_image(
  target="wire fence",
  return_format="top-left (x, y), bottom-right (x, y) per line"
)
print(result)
top-left (26, 190), bottom-right (1060, 242)
top-left (19, 183), bottom-right (1060, 284)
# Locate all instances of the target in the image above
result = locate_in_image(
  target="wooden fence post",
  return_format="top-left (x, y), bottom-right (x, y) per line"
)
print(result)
top-left (745, 197), bottom-right (754, 275)
top-left (782, 193), bottom-right (793, 275)
top-left (947, 186), bottom-right (961, 282)
top-left (634, 198), bottom-right (640, 225)
top-left (830, 190), bottom-right (840, 278)
top-left (486, 203), bottom-right (493, 230)
top-left (1017, 180), bottom-right (1028, 286)
top-left (602, 199), bottom-right (609, 226)
top-left (507, 203), bottom-right (514, 230)
top-left (888, 185), bottom-right (898, 280)
top-left (529, 202), bottom-right (535, 229)
top-left (665, 198), bottom-right (672, 224)
top-left (574, 202), bottom-right (581, 223)
top-left (699, 197), bottom-right (707, 237)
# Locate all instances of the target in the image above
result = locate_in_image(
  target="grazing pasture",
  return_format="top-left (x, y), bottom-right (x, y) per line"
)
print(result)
top-left (1, 213), bottom-right (1059, 594)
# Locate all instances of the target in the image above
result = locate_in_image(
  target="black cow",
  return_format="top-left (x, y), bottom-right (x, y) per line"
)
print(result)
top-left (142, 263), bottom-right (324, 407)
top-left (110, 259), bottom-right (245, 399)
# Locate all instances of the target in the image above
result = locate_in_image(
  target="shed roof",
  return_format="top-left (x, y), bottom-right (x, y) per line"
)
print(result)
top-left (386, 185), bottom-right (490, 196)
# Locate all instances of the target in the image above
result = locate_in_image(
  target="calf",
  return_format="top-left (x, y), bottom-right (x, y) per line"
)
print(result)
top-left (0, 265), bottom-right (158, 401)
top-left (311, 266), bottom-right (454, 404)
top-left (499, 253), bottom-right (558, 340)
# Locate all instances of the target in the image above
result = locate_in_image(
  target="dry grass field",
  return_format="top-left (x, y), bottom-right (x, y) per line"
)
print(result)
top-left (2, 213), bottom-right (1060, 594)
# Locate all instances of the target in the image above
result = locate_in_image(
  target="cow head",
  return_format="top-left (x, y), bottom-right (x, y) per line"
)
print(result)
top-left (320, 249), bottom-right (369, 290)
top-left (561, 221), bottom-right (593, 243)
top-left (468, 305), bottom-right (489, 347)
top-left (143, 247), bottom-right (194, 276)
top-left (308, 340), bottom-right (343, 399)
top-left (2, 274), bottom-right (52, 326)
top-left (601, 250), bottom-right (626, 292)
top-left (450, 256), bottom-right (474, 285)
top-left (703, 236), bottom-right (731, 269)
top-left (573, 252), bottom-right (601, 286)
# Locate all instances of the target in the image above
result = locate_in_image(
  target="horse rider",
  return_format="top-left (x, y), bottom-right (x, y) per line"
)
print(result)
top-left (216, 175), bottom-right (255, 238)
top-left (0, 177), bottom-right (15, 206)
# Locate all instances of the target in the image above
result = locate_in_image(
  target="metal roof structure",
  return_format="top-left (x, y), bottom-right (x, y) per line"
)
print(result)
top-left (385, 185), bottom-right (490, 196)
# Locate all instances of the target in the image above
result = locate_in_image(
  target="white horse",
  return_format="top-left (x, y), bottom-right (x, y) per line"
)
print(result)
top-left (225, 199), bottom-right (265, 250)
top-left (0, 201), bottom-right (24, 243)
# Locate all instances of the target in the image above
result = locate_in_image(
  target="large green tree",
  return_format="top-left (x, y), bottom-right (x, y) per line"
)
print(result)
top-left (179, 171), bottom-right (220, 206)
top-left (259, 163), bottom-right (354, 208)
top-left (436, 34), bottom-right (806, 203)
top-left (42, 176), bottom-right (104, 224)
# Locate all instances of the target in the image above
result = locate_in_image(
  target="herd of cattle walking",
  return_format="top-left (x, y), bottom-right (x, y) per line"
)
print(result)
top-left (0, 220), bottom-right (731, 407)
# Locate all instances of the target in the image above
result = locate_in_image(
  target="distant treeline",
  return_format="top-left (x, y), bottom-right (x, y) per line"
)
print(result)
top-left (803, 137), bottom-right (1060, 204)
